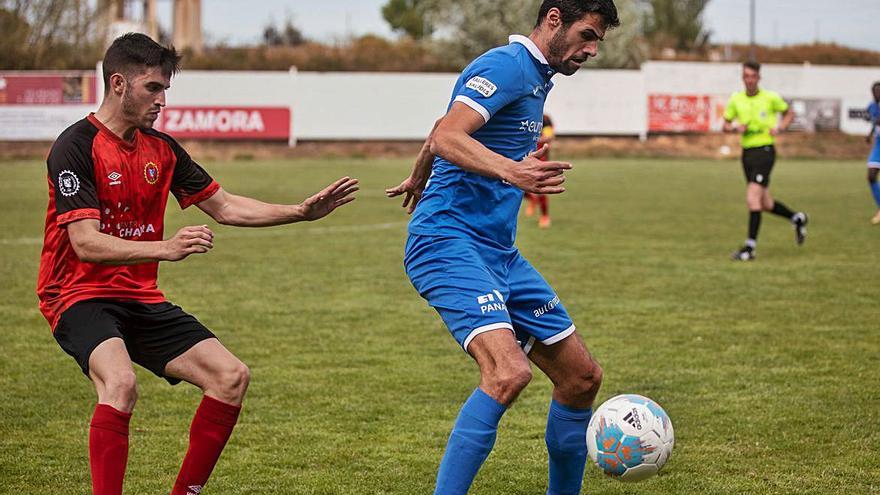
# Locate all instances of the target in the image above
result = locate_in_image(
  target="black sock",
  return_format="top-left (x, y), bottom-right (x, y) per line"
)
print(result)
top-left (748, 211), bottom-right (762, 244)
top-left (770, 201), bottom-right (795, 220)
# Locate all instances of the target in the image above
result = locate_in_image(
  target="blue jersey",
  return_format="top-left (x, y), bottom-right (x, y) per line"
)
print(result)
top-left (408, 35), bottom-right (556, 249)
top-left (869, 102), bottom-right (880, 142)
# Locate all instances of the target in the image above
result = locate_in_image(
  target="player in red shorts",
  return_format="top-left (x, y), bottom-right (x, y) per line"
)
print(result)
top-left (37, 33), bottom-right (358, 495)
top-left (523, 114), bottom-right (555, 227)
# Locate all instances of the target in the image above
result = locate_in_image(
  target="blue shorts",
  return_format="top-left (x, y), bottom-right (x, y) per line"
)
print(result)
top-left (405, 233), bottom-right (575, 354)
top-left (868, 142), bottom-right (880, 168)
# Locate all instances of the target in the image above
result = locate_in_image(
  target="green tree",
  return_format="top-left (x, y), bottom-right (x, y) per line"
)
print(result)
top-left (643, 0), bottom-right (711, 51)
top-left (382, 0), bottom-right (432, 39)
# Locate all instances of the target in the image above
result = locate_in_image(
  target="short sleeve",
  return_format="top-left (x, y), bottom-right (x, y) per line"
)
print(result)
top-left (772, 92), bottom-right (789, 113)
top-left (868, 103), bottom-right (880, 120)
top-left (47, 129), bottom-right (100, 226)
top-left (452, 51), bottom-right (524, 123)
top-left (723, 94), bottom-right (738, 121)
top-left (162, 135), bottom-right (220, 209)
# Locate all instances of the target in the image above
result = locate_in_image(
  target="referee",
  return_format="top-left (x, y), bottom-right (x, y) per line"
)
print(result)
top-left (723, 61), bottom-right (808, 261)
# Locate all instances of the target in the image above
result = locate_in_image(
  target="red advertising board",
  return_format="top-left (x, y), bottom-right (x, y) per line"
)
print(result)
top-left (153, 107), bottom-right (291, 140)
top-left (0, 73), bottom-right (97, 105)
top-left (648, 94), bottom-right (713, 132)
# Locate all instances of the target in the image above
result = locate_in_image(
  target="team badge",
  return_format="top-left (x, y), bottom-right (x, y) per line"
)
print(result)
top-left (57, 170), bottom-right (80, 197)
top-left (144, 162), bottom-right (160, 184)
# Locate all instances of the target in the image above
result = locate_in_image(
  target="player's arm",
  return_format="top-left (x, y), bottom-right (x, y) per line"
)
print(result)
top-left (722, 98), bottom-right (744, 133)
top-left (772, 107), bottom-right (794, 135)
top-left (67, 219), bottom-right (213, 264)
top-left (385, 118), bottom-right (442, 214)
top-left (195, 178), bottom-right (358, 227)
top-left (430, 102), bottom-right (570, 194)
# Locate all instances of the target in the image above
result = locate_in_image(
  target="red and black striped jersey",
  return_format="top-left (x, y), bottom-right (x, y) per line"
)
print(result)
top-left (37, 113), bottom-right (220, 330)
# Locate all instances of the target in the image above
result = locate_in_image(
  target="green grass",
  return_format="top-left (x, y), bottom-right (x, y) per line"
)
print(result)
top-left (1, 156), bottom-right (878, 494)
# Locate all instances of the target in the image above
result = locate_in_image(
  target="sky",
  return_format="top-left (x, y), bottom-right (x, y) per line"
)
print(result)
top-left (155, 0), bottom-right (879, 51)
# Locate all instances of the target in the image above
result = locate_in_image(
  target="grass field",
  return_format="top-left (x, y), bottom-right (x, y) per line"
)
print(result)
top-left (1, 156), bottom-right (878, 495)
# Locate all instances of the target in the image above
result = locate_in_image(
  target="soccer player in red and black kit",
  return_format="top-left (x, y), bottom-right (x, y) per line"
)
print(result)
top-left (37, 33), bottom-right (358, 495)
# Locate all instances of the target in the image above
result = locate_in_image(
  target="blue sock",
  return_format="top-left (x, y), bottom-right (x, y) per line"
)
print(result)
top-left (870, 181), bottom-right (880, 208)
top-left (545, 400), bottom-right (592, 495)
top-left (434, 388), bottom-right (506, 495)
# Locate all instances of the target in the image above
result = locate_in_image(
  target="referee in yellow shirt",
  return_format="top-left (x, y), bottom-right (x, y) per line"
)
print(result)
top-left (723, 61), bottom-right (808, 261)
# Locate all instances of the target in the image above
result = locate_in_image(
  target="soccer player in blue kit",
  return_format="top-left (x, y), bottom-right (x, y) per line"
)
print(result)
top-left (865, 82), bottom-right (880, 224)
top-left (385, 1), bottom-right (619, 493)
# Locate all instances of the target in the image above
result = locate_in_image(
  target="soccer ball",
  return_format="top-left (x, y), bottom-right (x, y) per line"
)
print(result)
top-left (586, 394), bottom-right (674, 482)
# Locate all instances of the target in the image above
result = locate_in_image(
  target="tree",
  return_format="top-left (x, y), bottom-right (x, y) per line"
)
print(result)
top-left (263, 17), bottom-right (305, 47)
top-left (642, 0), bottom-right (710, 51)
top-left (593, 0), bottom-right (647, 68)
top-left (425, 0), bottom-right (541, 67)
top-left (382, 0), bottom-right (432, 39)
top-left (0, 0), bottom-right (104, 69)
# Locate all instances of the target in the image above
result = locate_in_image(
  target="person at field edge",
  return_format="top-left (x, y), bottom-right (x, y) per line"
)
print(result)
top-left (723, 60), bottom-right (808, 261)
top-left (385, 1), bottom-right (618, 493)
top-left (524, 113), bottom-right (556, 228)
top-left (37, 33), bottom-right (358, 495)
top-left (864, 81), bottom-right (880, 224)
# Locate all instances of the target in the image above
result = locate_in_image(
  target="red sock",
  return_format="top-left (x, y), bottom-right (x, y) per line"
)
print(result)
top-left (89, 404), bottom-right (132, 495)
top-left (171, 396), bottom-right (241, 495)
top-left (538, 194), bottom-right (549, 215)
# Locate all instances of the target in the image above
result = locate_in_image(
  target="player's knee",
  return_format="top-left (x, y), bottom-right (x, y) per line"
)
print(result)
top-left (559, 360), bottom-right (603, 402)
top-left (102, 371), bottom-right (138, 410)
top-left (487, 365), bottom-right (532, 404)
top-left (216, 361), bottom-right (250, 401)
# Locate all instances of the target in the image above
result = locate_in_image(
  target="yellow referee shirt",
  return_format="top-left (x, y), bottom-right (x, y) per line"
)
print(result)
top-left (723, 89), bottom-right (789, 149)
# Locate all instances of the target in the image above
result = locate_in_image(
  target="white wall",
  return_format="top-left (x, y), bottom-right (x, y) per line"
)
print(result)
top-left (3, 62), bottom-right (877, 141)
top-left (294, 72), bottom-right (455, 140)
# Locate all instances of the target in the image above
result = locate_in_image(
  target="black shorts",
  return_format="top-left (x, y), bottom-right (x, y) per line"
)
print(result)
top-left (53, 299), bottom-right (216, 385)
top-left (742, 145), bottom-right (776, 186)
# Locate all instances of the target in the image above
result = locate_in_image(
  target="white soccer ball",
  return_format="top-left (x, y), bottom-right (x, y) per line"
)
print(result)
top-left (586, 394), bottom-right (674, 482)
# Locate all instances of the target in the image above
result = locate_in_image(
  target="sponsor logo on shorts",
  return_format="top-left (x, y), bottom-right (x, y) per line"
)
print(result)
top-left (477, 290), bottom-right (506, 314)
top-left (57, 170), bottom-right (81, 197)
top-left (533, 295), bottom-right (560, 318)
top-left (466, 76), bottom-right (497, 97)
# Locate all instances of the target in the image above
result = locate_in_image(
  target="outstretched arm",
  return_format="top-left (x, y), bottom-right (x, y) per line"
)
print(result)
top-left (196, 178), bottom-right (359, 227)
top-left (429, 102), bottom-right (571, 194)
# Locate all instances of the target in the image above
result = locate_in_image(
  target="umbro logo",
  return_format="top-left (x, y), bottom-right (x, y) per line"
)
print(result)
top-left (623, 408), bottom-right (643, 430)
top-left (108, 171), bottom-right (122, 186)
top-left (186, 486), bottom-right (202, 495)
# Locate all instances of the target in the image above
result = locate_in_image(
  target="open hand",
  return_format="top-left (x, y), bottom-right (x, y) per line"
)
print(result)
top-left (385, 175), bottom-right (428, 214)
top-left (300, 177), bottom-right (359, 221)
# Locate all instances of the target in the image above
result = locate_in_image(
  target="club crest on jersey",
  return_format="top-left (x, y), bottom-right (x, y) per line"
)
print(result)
top-left (57, 170), bottom-right (80, 196)
top-left (466, 76), bottom-right (497, 97)
top-left (144, 162), bottom-right (160, 184)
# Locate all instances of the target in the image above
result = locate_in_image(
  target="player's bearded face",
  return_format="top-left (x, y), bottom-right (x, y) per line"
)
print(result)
top-left (546, 13), bottom-right (605, 76)
top-left (121, 67), bottom-right (168, 129)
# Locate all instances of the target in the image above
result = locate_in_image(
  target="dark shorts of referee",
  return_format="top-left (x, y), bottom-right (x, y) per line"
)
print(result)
top-left (741, 145), bottom-right (776, 187)
top-left (53, 299), bottom-right (216, 385)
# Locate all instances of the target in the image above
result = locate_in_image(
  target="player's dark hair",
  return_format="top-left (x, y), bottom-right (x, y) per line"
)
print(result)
top-left (743, 60), bottom-right (761, 72)
top-left (873, 81), bottom-right (880, 91)
top-left (535, 0), bottom-right (620, 30)
top-left (102, 33), bottom-right (181, 93)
